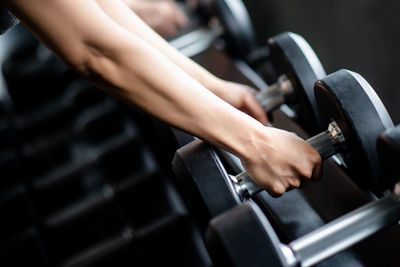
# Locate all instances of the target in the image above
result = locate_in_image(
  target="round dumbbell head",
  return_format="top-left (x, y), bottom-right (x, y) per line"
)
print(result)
top-left (315, 70), bottom-right (394, 193)
top-left (205, 202), bottom-right (292, 267)
top-left (213, 0), bottom-right (258, 58)
top-left (172, 139), bottom-right (241, 228)
top-left (268, 32), bottom-right (326, 134)
top-left (377, 125), bottom-right (400, 190)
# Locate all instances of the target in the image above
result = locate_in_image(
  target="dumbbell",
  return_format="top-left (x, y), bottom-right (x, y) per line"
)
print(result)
top-left (206, 127), bottom-right (400, 266)
top-left (44, 168), bottom-right (158, 228)
top-left (59, 213), bottom-right (182, 267)
top-left (206, 190), bottom-right (400, 267)
top-left (31, 128), bottom-right (138, 192)
top-left (173, 69), bottom-right (393, 226)
top-left (173, 0), bottom-right (258, 59)
top-left (21, 100), bottom-right (118, 159)
top-left (14, 79), bottom-right (104, 132)
top-left (235, 69), bottom-right (394, 200)
top-left (249, 31), bottom-right (326, 134)
top-left (202, 0), bottom-right (258, 58)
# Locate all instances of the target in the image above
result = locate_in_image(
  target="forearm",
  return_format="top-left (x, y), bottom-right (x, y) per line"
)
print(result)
top-left (3, 0), bottom-right (261, 159)
top-left (95, 0), bottom-right (222, 91)
top-left (90, 32), bottom-right (261, 158)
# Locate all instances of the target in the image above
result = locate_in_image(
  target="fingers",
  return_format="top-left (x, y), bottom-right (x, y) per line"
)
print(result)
top-left (311, 160), bottom-right (322, 181)
top-left (242, 93), bottom-right (270, 126)
top-left (141, 0), bottom-right (188, 38)
top-left (174, 3), bottom-right (188, 28)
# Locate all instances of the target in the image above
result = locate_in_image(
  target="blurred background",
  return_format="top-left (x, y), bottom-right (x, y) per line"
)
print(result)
top-left (245, 0), bottom-right (400, 123)
top-left (1, 1), bottom-right (400, 266)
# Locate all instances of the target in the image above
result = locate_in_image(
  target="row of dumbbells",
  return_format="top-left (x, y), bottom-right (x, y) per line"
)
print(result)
top-left (0, 25), bottom-right (211, 266)
top-left (170, 10), bottom-right (400, 265)
top-left (0, 1), bottom-right (261, 265)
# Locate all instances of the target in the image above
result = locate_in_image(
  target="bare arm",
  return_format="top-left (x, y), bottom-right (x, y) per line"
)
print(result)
top-left (96, 0), bottom-right (268, 124)
top-left (122, 0), bottom-right (188, 38)
top-left (3, 0), bottom-right (321, 196)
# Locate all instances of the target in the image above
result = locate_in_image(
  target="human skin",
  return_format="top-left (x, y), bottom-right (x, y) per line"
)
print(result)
top-left (122, 0), bottom-right (188, 38)
top-left (3, 0), bottom-right (321, 196)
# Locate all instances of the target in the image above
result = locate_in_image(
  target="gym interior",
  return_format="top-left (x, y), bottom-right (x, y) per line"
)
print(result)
top-left (1, 1), bottom-right (400, 266)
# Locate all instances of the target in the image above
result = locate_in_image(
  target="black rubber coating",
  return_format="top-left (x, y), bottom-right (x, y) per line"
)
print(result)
top-left (377, 125), bottom-right (400, 189)
top-left (205, 202), bottom-right (289, 267)
top-left (315, 69), bottom-right (394, 193)
top-left (214, 0), bottom-right (257, 58)
top-left (268, 32), bottom-right (326, 134)
top-left (172, 139), bottom-right (240, 228)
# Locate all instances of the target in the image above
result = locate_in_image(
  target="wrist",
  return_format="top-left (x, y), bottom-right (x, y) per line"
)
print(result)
top-left (199, 72), bottom-right (224, 95)
top-left (205, 107), bottom-right (268, 160)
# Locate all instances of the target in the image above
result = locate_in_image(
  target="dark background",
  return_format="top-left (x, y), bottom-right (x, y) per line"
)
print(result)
top-left (244, 0), bottom-right (400, 124)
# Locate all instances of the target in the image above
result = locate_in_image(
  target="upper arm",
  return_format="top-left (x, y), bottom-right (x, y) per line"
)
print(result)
top-left (2, 0), bottom-right (131, 71)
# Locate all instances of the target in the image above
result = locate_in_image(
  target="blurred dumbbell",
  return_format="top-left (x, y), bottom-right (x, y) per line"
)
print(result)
top-left (206, 126), bottom-right (400, 267)
top-left (59, 213), bottom-right (182, 267)
top-left (44, 167), bottom-right (158, 228)
top-left (14, 79), bottom-right (105, 134)
top-left (173, 0), bottom-right (257, 59)
top-left (21, 100), bottom-right (118, 159)
top-left (173, 70), bottom-right (393, 227)
top-left (31, 126), bottom-right (138, 192)
top-left (249, 32), bottom-right (326, 134)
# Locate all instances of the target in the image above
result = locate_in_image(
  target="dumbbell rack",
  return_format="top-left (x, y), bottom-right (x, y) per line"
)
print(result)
top-left (0, 26), bottom-right (210, 267)
top-left (183, 45), bottom-right (400, 266)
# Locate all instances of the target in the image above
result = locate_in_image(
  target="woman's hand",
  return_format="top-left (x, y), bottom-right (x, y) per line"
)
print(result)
top-left (208, 78), bottom-right (269, 125)
top-left (122, 0), bottom-right (188, 38)
top-left (239, 126), bottom-right (322, 197)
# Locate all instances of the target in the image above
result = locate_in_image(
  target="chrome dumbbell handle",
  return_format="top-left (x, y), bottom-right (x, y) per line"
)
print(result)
top-left (231, 122), bottom-right (345, 200)
top-left (287, 187), bottom-right (400, 267)
top-left (254, 75), bottom-right (294, 113)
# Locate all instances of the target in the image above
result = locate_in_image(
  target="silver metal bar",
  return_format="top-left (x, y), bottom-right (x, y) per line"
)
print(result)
top-left (254, 75), bottom-right (293, 113)
top-left (233, 60), bottom-right (269, 91)
top-left (289, 192), bottom-right (400, 267)
top-left (307, 121), bottom-right (345, 160)
top-left (170, 26), bottom-right (222, 58)
top-left (231, 122), bottom-right (345, 200)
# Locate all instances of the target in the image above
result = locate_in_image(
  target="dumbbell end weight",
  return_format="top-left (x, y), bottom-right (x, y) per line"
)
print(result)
top-left (289, 186), bottom-right (400, 267)
top-left (207, 185), bottom-right (400, 267)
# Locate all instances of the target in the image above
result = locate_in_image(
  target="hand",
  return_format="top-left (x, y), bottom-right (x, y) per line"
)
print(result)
top-left (123, 0), bottom-right (188, 38)
top-left (239, 126), bottom-right (322, 197)
top-left (209, 79), bottom-right (269, 125)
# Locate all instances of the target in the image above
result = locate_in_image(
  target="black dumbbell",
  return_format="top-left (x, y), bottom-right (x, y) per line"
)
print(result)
top-left (235, 69), bottom-right (393, 200)
top-left (173, 69), bottom-right (393, 226)
top-left (173, 0), bottom-right (258, 59)
top-left (14, 79), bottom-right (104, 132)
top-left (210, 0), bottom-right (258, 58)
top-left (251, 31), bottom-right (326, 134)
top-left (206, 188), bottom-right (400, 267)
top-left (44, 167), bottom-right (158, 228)
top-left (377, 125), bottom-right (400, 190)
top-left (21, 100), bottom-right (118, 159)
top-left (59, 213), bottom-right (182, 267)
top-left (31, 128), bottom-right (138, 192)
top-left (206, 126), bottom-right (400, 267)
